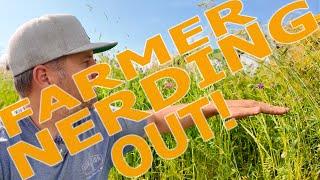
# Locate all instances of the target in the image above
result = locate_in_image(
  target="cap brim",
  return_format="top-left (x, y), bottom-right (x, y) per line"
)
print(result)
top-left (65, 41), bottom-right (118, 55)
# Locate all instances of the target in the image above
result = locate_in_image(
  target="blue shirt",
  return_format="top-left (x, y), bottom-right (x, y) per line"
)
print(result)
top-left (0, 109), bottom-right (147, 180)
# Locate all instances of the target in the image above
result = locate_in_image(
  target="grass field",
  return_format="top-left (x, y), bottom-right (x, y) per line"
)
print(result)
top-left (1, 30), bottom-right (320, 179)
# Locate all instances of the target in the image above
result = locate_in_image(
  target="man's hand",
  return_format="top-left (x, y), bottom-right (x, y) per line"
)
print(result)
top-left (226, 100), bottom-right (289, 119)
top-left (147, 100), bottom-right (289, 134)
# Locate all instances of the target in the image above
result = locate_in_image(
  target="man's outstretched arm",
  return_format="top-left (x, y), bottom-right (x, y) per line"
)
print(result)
top-left (147, 100), bottom-right (289, 134)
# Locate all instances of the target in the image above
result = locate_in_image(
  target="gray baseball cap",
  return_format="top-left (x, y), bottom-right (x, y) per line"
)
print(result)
top-left (3, 14), bottom-right (117, 76)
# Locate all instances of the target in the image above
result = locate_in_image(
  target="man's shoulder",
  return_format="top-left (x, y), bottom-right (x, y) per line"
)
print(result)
top-left (89, 106), bottom-right (147, 130)
top-left (89, 106), bottom-right (148, 137)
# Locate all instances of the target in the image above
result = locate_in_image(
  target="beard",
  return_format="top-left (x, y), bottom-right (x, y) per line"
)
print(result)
top-left (55, 74), bottom-right (99, 118)
top-left (79, 97), bottom-right (98, 110)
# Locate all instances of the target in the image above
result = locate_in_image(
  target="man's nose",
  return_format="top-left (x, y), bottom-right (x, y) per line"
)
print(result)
top-left (90, 73), bottom-right (98, 80)
top-left (88, 59), bottom-right (98, 80)
top-left (90, 58), bottom-right (97, 66)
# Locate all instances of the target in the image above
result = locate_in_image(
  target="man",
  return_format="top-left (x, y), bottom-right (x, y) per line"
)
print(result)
top-left (0, 14), bottom-right (289, 179)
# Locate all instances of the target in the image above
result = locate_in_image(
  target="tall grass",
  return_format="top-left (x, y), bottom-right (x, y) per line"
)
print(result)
top-left (0, 68), bottom-right (19, 107)
top-left (0, 31), bottom-right (319, 179)
top-left (106, 30), bottom-right (320, 179)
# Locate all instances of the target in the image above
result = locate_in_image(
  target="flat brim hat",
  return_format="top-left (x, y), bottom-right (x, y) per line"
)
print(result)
top-left (3, 14), bottom-right (117, 76)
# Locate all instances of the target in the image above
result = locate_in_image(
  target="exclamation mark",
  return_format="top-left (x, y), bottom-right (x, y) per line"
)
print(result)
top-left (209, 90), bottom-right (238, 130)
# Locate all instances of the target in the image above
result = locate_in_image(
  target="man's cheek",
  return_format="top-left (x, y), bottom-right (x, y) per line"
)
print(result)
top-left (60, 79), bottom-right (82, 102)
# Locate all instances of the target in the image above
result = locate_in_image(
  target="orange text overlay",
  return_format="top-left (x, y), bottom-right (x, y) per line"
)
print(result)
top-left (0, 0), bottom-right (319, 179)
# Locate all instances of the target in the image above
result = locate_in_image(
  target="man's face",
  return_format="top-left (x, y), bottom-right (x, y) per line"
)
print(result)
top-left (55, 50), bottom-right (97, 110)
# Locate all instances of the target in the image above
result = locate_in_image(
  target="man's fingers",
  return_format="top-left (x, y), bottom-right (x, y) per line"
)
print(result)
top-left (229, 105), bottom-right (289, 119)
top-left (226, 100), bottom-right (290, 114)
top-left (226, 100), bottom-right (259, 108)
top-left (259, 105), bottom-right (289, 115)
top-left (229, 107), bottom-right (261, 119)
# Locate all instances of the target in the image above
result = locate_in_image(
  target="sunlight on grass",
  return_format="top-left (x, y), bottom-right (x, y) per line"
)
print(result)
top-left (1, 30), bottom-right (319, 179)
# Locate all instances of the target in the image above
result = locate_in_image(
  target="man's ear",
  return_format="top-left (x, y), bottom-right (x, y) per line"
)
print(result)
top-left (33, 65), bottom-right (52, 88)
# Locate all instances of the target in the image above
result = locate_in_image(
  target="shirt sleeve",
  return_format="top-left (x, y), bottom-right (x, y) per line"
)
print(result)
top-left (112, 117), bottom-right (148, 154)
top-left (108, 106), bottom-right (147, 142)
top-left (91, 105), bottom-right (148, 156)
